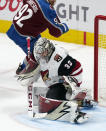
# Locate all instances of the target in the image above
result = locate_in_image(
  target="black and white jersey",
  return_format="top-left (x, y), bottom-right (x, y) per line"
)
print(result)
top-left (36, 44), bottom-right (83, 87)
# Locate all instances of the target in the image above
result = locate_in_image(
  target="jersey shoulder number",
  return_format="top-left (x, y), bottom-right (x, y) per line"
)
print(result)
top-left (13, 2), bottom-right (38, 28)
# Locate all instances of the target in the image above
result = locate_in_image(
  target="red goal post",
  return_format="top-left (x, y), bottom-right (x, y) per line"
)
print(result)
top-left (94, 15), bottom-right (106, 102)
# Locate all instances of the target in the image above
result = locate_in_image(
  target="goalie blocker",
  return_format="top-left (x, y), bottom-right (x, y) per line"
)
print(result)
top-left (34, 95), bottom-right (90, 124)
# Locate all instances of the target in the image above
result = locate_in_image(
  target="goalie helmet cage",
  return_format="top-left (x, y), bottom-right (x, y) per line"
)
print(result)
top-left (94, 15), bottom-right (106, 103)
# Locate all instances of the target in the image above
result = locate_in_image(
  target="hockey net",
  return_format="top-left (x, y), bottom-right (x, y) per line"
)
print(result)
top-left (94, 15), bottom-right (106, 105)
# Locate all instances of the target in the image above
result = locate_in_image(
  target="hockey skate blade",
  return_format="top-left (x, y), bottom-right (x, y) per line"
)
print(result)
top-left (83, 100), bottom-right (98, 109)
top-left (75, 113), bottom-right (91, 124)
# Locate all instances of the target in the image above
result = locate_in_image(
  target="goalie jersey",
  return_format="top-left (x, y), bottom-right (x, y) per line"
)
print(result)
top-left (13, 0), bottom-right (69, 37)
top-left (37, 44), bottom-right (82, 87)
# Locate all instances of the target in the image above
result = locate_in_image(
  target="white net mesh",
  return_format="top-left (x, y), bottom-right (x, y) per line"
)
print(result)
top-left (98, 20), bottom-right (106, 105)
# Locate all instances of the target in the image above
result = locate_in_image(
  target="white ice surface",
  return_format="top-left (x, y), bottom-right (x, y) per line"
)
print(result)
top-left (0, 33), bottom-right (106, 131)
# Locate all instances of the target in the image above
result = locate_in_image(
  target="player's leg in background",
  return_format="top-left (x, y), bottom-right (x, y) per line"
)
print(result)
top-left (6, 24), bottom-right (41, 75)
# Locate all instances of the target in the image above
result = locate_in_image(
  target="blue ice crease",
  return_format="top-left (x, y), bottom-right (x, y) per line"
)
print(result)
top-left (15, 106), bottom-right (106, 131)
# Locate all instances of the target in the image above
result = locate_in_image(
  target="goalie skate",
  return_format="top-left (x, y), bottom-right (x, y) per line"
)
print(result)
top-left (74, 92), bottom-right (97, 108)
top-left (77, 99), bottom-right (97, 108)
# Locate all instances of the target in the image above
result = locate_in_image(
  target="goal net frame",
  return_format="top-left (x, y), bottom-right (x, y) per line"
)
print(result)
top-left (94, 15), bottom-right (106, 102)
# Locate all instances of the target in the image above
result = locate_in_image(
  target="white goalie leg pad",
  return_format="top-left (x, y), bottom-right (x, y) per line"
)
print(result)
top-left (68, 101), bottom-right (90, 124)
top-left (82, 88), bottom-right (92, 100)
top-left (32, 96), bottom-right (90, 123)
top-left (63, 76), bottom-right (92, 101)
top-left (67, 101), bottom-right (79, 123)
top-left (74, 112), bottom-right (90, 124)
top-left (63, 76), bottom-right (81, 100)
top-left (45, 100), bottom-right (90, 124)
top-left (34, 100), bottom-right (90, 124)
top-left (45, 101), bottom-right (78, 122)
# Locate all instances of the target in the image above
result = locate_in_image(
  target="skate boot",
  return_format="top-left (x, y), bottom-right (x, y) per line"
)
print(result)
top-left (77, 99), bottom-right (97, 108)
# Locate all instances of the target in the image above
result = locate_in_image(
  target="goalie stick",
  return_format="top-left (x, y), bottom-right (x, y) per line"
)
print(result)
top-left (27, 82), bottom-right (35, 118)
top-left (26, 37), bottom-right (31, 59)
top-left (26, 37), bottom-right (43, 118)
top-left (26, 37), bottom-right (35, 118)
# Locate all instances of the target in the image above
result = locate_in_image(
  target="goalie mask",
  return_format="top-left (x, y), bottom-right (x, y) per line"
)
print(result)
top-left (34, 38), bottom-right (55, 62)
